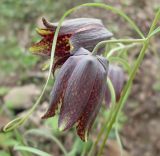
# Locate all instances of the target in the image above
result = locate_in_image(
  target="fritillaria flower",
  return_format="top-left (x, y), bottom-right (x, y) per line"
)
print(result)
top-left (30, 17), bottom-right (124, 141)
top-left (42, 48), bottom-right (108, 141)
top-left (41, 46), bottom-right (125, 141)
top-left (105, 64), bottom-right (124, 105)
top-left (29, 17), bottom-right (113, 72)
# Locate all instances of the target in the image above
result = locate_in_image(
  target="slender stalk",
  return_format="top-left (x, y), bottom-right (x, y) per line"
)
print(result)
top-left (106, 42), bottom-right (141, 58)
top-left (88, 40), bottom-right (143, 156)
top-left (148, 8), bottom-right (160, 35)
top-left (107, 77), bottom-right (116, 105)
top-left (97, 9), bottom-right (160, 155)
top-left (92, 38), bottom-right (145, 55)
top-left (97, 42), bottom-right (148, 156)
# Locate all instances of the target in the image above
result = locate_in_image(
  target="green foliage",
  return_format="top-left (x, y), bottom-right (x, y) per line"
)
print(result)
top-left (0, 132), bottom-right (19, 156)
top-left (0, 132), bottom-right (18, 147)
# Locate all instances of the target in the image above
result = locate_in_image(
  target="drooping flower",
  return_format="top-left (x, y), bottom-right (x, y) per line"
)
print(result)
top-left (42, 48), bottom-right (108, 141)
top-left (30, 17), bottom-right (125, 141)
top-left (105, 64), bottom-right (125, 105)
top-left (29, 17), bottom-right (113, 72)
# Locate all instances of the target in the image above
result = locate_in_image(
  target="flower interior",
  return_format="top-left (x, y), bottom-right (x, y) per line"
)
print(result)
top-left (29, 28), bottom-right (72, 57)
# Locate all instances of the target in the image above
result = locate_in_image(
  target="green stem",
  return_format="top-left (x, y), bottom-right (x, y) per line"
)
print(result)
top-left (148, 8), bottom-right (160, 35)
top-left (92, 38), bottom-right (145, 55)
top-left (97, 9), bottom-right (160, 155)
top-left (107, 77), bottom-right (116, 105)
top-left (106, 42), bottom-right (141, 58)
top-left (97, 42), bottom-right (148, 156)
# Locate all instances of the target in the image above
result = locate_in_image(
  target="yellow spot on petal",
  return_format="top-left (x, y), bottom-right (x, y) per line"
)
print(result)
top-left (84, 130), bottom-right (88, 142)
top-left (69, 40), bottom-right (74, 53)
top-left (29, 45), bottom-right (47, 54)
top-left (41, 59), bottom-right (50, 71)
top-left (36, 28), bottom-right (53, 35)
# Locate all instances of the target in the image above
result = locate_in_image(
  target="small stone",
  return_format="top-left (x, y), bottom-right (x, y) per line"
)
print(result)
top-left (4, 84), bottom-right (40, 109)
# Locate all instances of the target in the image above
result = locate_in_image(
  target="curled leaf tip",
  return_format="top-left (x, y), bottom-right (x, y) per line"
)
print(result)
top-left (3, 117), bottom-right (24, 132)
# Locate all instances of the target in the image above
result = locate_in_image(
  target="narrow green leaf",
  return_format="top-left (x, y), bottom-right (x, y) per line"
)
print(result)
top-left (14, 145), bottom-right (52, 156)
top-left (3, 117), bottom-right (24, 132)
top-left (25, 129), bottom-right (68, 155)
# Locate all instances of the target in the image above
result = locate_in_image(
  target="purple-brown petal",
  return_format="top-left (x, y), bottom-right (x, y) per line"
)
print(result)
top-left (30, 18), bottom-right (113, 74)
top-left (42, 18), bottom-right (109, 34)
top-left (58, 55), bottom-right (98, 131)
top-left (52, 54), bottom-right (71, 74)
top-left (42, 17), bottom-right (57, 31)
top-left (73, 47), bottom-right (91, 56)
top-left (42, 56), bottom-right (80, 119)
top-left (70, 25), bottom-right (112, 53)
top-left (42, 17), bottom-right (113, 53)
top-left (105, 64), bottom-right (124, 105)
top-left (76, 60), bottom-right (108, 141)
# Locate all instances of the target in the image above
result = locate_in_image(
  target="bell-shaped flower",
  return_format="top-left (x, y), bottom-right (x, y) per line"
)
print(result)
top-left (42, 48), bottom-right (108, 141)
top-left (29, 18), bottom-right (113, 72)
top-left (105, 64), bottom-right (125, 105)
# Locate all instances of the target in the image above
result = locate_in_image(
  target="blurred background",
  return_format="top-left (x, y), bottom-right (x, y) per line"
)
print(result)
top-left (0, 0), bottom-right (160, 156)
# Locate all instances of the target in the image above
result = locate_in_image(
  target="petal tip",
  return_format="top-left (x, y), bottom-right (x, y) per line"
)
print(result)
top-left (78, 130), bottom-right (88, 142)
top-left (41, 110), bottom-right (55, 119)
top-left (42, 17), bottom-right (55, 30)
top-left (41, 114), bottom-right (48, 119)
top-left (58, 116), bottom-right (71, 131)
top-left (58, 122), bottom-right (66, 131)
